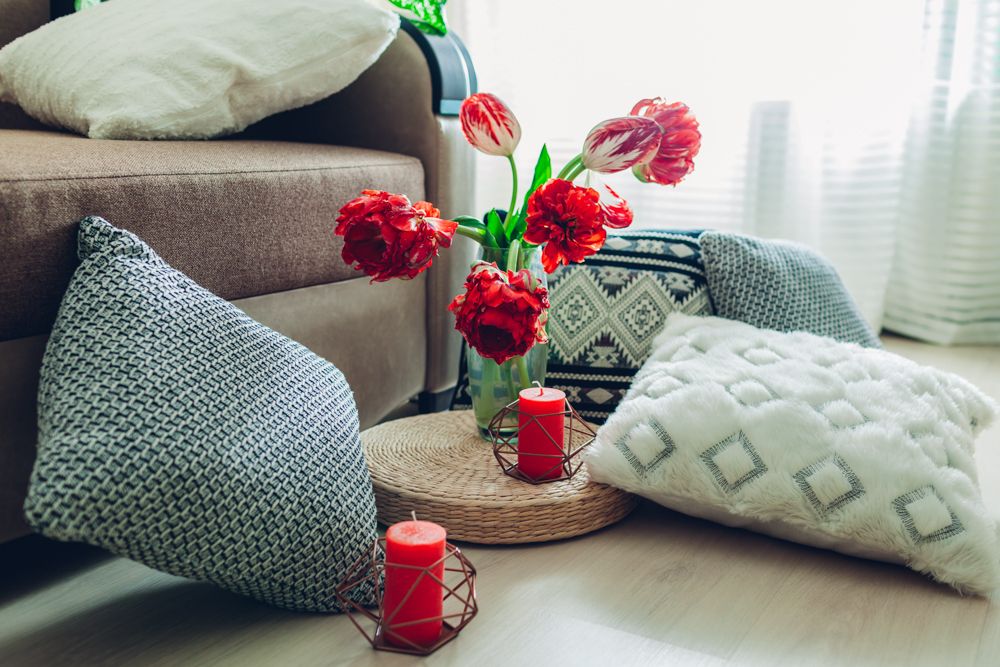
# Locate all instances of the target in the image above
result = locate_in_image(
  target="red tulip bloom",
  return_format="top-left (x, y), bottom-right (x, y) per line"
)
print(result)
top-left (524, 179), bottom-right (608, 273)
top-left (335, 190), bottom-right (457, 281)
top-left (630, 99), bottom-right (701, 186)
top-left (460, 93), bottom-right (522, 157)
top-left (449, 262), bottom-right (550, 364)
top-left (582, 116), bottom-right (662, 173)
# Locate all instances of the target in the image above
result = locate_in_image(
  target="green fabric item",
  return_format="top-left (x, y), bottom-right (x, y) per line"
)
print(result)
top-left (388, 0), bottom-right (448, 35)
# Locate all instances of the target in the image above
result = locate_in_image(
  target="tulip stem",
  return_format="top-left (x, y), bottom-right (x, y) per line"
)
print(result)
top-left (514, 355), bottom-right (531, 391)
top-left (455, 225), bottom-right (487, 243)
top-left (503, 359), bottom-right (518, 398)
top-left (505, 155), bottom-right (519, 236)
top-left (556, 154), bottom-right (584, 180)
top-left (478, 358), bottom-right (497, 426)
top-left (564, 161), bottom-right (588, 183)
top-left (506, 239), bottom-right (521, 272)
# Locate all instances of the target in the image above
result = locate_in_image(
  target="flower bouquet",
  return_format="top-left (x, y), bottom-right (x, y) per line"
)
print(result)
top-left (335, 93), bottom-right (700, 436)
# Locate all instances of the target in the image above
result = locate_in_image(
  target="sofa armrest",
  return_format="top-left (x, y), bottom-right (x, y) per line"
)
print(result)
top-left (240, 25), bottom-right (479, 403)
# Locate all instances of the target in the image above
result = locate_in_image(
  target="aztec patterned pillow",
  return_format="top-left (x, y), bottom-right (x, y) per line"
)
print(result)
top-left (700, 231), bottom-right (882, 347)
top-left (453, 229), bottom-right (713, 423)
top-left (24, 217), bottom-right (377, 612)
top-left (587, 313), bottom-right (1000, 595)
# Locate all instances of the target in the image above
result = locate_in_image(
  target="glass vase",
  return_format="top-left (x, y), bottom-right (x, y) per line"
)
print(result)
top-left (467, 245), bottom-right (549, 440)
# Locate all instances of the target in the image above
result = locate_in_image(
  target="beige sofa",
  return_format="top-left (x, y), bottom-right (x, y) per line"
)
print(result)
top-left (0, 1), bottom-right (477, 543)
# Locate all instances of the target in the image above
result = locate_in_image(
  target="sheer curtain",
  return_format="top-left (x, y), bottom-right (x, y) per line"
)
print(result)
top-left (884, 0), bottom-right (1000, 344)
top-left (448, 0), bottom-right (1000, 342)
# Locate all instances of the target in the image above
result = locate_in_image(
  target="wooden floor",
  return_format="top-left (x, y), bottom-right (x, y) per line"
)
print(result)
top-left (1, 335), bottom-right (998, 666)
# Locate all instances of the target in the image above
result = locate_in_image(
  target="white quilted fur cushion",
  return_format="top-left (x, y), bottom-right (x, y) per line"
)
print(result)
top-left (587, 313), bottom-right (1000, 595)
top-left (0, 0), bottom-right (398, 139)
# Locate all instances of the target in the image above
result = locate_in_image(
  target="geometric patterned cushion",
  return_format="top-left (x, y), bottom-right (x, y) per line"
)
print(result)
top-left (544, 229), bottom-right (712, 422)
top-left (587, 313), bottom-right (1000, 595)
top-left (452, 229), bottom-right (713, 423)
top-left (23, 217), bottom-right (377, 612)
top-left (700, 231), bottom-right (882, 348)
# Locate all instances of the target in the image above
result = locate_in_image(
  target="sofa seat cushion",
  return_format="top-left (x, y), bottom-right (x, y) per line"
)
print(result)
top-left (0, 129), bottom-right (424, 340)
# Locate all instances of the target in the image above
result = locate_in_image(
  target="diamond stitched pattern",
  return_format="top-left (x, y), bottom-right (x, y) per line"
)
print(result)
top-left (893, 486), bottom-right (965, 544)
top-left (589, 312), bottom-right (1000, 596)
top-left (700, 431), bottom-right (768, 494)
top-left (615, 418), bottom-right (676, 479)
top-left (794, 455), bottom-right (866, 517)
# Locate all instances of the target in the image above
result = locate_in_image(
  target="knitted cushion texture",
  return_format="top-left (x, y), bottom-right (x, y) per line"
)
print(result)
top-left (24, 217), bottom-right (377, 612)
top-left (700, 231), bottom-right (881, 348)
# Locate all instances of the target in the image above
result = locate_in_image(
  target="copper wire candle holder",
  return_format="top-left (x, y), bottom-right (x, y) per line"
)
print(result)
top-left (488, 398), bottom-right (597, 484)
top-left (334, 538), bottom-right (478, 656)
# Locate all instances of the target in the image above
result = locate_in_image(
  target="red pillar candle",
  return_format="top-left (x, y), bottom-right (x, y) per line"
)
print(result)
top-left (383, 519), bottom-right (447, 648)
top-left (516, 385), bottom-right (567, 480)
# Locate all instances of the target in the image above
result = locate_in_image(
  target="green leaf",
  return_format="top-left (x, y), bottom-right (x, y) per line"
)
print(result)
top-left (486, 209), bottom-right (507, 248)
top-left (386, 0), bottom-right (448, 36)
top-left (75, 0), bottom-right (104, 10)
top-left (520, 144), bottom-right (552, 214)
top-left (509, 211), bottom-right (528, 243)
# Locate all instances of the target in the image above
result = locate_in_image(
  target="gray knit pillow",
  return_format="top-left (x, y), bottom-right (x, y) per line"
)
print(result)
top-left (24, 217), bottom-right (377, 612)
top-left (700, 232), bottom-right (881, 348)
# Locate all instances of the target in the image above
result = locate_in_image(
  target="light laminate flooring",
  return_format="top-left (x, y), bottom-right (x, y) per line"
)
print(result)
top-left (1, 335), bottom-right (998, 666)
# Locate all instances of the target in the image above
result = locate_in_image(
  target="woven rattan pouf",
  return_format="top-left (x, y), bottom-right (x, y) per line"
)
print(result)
top-left (361, 411), bottom-right (638, 544)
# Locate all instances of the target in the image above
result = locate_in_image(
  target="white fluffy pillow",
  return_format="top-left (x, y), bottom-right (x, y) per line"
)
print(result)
top-left (587, 313), bottom-right (1000, 595)
top-left (0, 0), bottom-right (398, 139)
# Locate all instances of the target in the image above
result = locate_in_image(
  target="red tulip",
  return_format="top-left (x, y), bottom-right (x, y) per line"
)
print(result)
top-left (448, 261), bottom-right (550, 364)
top-left (581, 116), bottom-right (662, 173)
top-left (335, 190), bottom-right (457, 281)
top-left (524, 179), bottom-right (608, 273)
top-left (460, 93), bottom-right (522, 157)
top-left (629, 99), bottom-right (701, 185)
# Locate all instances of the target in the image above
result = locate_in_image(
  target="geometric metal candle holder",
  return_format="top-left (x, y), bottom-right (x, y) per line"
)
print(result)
top-left (488, 398), bottom-right (597, 484)
top-left (334, 537), bottom-right (478, 656)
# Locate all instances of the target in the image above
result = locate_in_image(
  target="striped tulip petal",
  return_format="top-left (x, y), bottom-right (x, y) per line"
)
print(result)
top-left (459, 93), bottom-right (522, 157)
top-left (597, 183), bottom-right (633, 229)
top-left (582, 116), bottom-right (662, 173)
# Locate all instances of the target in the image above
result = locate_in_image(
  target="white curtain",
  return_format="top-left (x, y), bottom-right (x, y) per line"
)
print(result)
top-left (448, 0), bottom-right (1000, 343)
top-left (884, 0), bottom-right (1000, 344)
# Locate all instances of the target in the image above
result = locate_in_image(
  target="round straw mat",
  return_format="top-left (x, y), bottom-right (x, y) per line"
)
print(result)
top-left (361, 411), bottom-right (638, 544)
